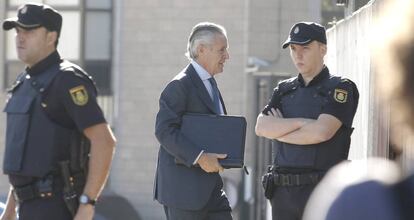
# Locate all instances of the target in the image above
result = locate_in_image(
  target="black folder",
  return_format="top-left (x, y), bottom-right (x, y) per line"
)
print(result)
top-left (180, 113), bottom-right (247, 168)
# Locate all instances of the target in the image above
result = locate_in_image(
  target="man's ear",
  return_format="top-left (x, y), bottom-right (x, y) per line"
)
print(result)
top-left (46, 31), bottom-right (58, 47)
top-left (197, 44), bottom-right (205, 56)
top-left (320, 43), bottom-right (327, 56)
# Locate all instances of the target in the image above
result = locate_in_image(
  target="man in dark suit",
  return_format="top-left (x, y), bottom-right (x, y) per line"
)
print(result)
top-left (154, 22), bottom-right (232, 220)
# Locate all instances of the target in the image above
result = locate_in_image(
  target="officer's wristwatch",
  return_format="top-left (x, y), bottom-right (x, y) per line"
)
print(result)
top-left (79, 194), bottom-right (97, 206)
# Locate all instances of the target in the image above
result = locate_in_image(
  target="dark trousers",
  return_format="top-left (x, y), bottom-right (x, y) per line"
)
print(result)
top-left (163, 183), bottom-right (232, 220)
top-left (18, 192), bottom-right (72, 220)
top-left (271, 184), bottom-right (316, 220)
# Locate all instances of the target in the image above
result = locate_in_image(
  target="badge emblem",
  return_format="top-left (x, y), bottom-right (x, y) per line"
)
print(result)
top-left (334, 89), bottom-right (348, 103)
top-left (20, 6), bottom-right (27, 14)
top-left (294, 26), bottom-right (300, 34)
top-left (69, 85), bottom-right (89, 106)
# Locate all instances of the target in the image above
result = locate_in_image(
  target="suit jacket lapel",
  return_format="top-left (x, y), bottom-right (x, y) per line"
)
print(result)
top-left (186, 64), bottom-right (217, 114)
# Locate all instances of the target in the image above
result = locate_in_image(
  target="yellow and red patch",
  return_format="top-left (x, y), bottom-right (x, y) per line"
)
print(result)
top-left (69, 85), bottom-right (88, 106)
top-left (334, 89), bottom-right (348, 103)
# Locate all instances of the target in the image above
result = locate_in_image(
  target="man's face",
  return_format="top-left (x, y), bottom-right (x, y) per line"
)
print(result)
top-left (15, 26), bottom-right (55, 67)
top-left (197, 34), bottom-right (229, 76)
top-left (289, 41), bottom-right (326, 75)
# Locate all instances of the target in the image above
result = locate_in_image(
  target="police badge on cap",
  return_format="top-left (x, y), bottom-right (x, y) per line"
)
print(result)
top-left (282, 22), bottom-right (327, 49)
top-left (2, 3), bottom-right (62, 34)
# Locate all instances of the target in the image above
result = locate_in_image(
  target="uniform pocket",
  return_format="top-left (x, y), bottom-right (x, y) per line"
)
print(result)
top-left (3, 96), bottom-right (34, 172)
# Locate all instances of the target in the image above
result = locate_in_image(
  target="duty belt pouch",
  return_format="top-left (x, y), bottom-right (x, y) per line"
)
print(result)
top-left (262, 168), bottom-right (274, 200)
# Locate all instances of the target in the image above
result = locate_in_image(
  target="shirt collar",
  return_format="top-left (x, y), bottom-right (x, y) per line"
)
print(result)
top-left (298, 65), bottom-right (330, 87)
top-left (26, 50), bottom-right (61, 76)
top-left (191, 59), bottom-right (213, 81)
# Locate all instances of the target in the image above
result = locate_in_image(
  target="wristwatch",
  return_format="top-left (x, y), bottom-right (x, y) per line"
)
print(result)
top-left (79, 194), bottom-right (97, 206)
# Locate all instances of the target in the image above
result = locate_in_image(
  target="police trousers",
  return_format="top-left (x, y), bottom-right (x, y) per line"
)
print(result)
top-left (271, 184), bottom-right (316, 220)
top-left (17, 191), bottom-right (72, 220)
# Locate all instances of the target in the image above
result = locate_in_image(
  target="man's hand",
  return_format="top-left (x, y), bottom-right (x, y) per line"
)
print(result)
top-left (256, 108), bottom-right (313, 139)
top-left (74, 204), bottom-right (95, 220)
top-left (197, 153), bottom-right (227, 173)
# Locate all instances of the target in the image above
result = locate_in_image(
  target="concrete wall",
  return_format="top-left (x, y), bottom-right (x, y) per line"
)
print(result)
top-left (325, 0), bottom-right (388, 160)
top-left (247, 0), bottom-right (321, 74)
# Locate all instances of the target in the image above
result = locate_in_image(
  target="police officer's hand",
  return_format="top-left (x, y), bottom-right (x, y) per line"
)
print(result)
top-left (197, 153), bottom-right (227, 173)
top-left (269, 108), bottom-right (283, 118)
top-left (74, 204), bottom-right (95, 220)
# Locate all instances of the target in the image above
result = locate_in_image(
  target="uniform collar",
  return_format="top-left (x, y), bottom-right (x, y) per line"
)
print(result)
top-left (26, 50), bottom-right (61, 77)
top-left (298, 65), bottom-right (329, 87)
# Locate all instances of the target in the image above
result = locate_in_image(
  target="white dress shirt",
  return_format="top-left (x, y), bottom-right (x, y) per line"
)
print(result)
top-left (190, 60), bottom-right (224, 164)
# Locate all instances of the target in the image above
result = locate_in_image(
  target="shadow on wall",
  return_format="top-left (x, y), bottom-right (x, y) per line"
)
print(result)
top-left (95, 195), bottom-right (142, 220)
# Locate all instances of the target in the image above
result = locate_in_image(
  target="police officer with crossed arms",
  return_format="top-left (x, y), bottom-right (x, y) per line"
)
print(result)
top-left (255, 22), bottom-right (359, 220)
top-left (1, 3), bottom-right (115, 220)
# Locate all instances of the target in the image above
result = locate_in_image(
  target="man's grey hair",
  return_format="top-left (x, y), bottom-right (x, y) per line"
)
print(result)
top-left (185, 22), bottom-right (227, 60)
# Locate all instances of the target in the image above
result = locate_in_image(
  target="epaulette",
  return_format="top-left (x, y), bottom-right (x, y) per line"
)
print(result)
top-left (59, 60), bottom-right (97, 93)
top-left (60, 61), bottom-right (93, 80)
top-left (278, 76), bottom-right (300, 96)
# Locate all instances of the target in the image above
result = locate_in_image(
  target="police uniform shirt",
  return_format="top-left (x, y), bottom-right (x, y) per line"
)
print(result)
top-left (270, 66), bottom-right (357, 128)
top-left (39, 52), bottom-right (106, 130)
top-left (9, 51), bottom-right (106, 186)
top-left (301, 67), bottom-right (357, 128)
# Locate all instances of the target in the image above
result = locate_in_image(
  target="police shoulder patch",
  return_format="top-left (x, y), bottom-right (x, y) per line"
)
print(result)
top-left (334, 88), bottom-right (348, 103)
top-left (69, 85), bottom-right (89, 106)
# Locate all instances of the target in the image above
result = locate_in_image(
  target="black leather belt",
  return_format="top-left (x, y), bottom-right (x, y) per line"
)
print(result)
top-left (13, 173), bottom-right (85, 202)
top-left (272, 172), bottom-right (325, 186)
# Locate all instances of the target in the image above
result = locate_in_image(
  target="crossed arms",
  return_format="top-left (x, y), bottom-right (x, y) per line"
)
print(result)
top-left (255, 108), bottom-right (342, 145)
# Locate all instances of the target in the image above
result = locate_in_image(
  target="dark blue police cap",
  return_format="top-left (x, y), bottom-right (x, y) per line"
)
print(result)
top-left (282, 22), bottom-right (327, 49)
top-left (2, 3), bottom-right (62, 34)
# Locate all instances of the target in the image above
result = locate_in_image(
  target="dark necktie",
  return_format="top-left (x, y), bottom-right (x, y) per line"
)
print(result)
top-left (208, 77), bottom-right (221, 114)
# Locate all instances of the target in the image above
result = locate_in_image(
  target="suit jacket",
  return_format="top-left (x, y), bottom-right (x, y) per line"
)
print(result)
top-left (154, 64), bottom-right (227, 210)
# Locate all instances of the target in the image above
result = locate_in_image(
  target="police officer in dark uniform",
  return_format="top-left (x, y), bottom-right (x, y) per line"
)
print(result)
top-left (1, 3), bottom-right (116, 220)
top-left (255, 22), bottom-right (359, 220)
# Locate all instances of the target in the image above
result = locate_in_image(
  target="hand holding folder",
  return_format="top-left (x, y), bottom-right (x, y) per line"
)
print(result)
top-left (177, 113), bottom-right (247, 169)
top-left (197, 152), bottom-right (227, 173)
